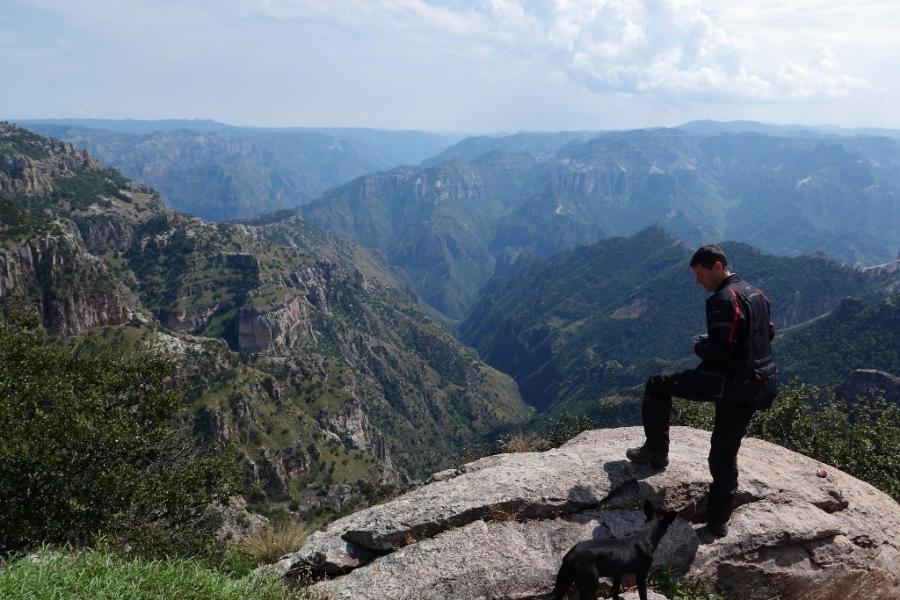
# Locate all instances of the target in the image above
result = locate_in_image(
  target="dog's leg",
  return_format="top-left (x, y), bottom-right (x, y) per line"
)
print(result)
top-left (574, 566), bottom-right (599, 600)
top-left (611, 574), bottom-right (622, 600)
top-left (636, 570), bottom-right (649, 600)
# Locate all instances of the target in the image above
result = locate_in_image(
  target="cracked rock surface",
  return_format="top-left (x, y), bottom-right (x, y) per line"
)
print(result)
top-left (274, 426), bottom-right (900, 600)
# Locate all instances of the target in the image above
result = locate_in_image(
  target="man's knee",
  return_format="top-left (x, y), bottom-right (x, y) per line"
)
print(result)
top-left (644, 375), bottom-right (668, 401)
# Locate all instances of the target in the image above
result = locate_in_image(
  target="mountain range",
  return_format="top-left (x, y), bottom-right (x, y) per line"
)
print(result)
top-left (3, 121), bottom-right (898, 507)
top-left (302, 127), bottom-right (900, 321)
top-left (0, 123), bottom-right (528, 515)
top-left (16, 119), bottom-right (455, 222)
top-left (459, 227), bottom-right (900, 416)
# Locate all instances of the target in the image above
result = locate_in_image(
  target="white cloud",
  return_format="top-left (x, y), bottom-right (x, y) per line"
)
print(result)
top-left (8, 0), bottom-right (895, 129)
top-left (241, 0), bottom-right (872, 103)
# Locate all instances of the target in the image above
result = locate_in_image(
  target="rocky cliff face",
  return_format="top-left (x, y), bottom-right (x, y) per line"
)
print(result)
top-left (0, 226), bottom-right (132, 335)
top-left (273, 426), bottom-right (900, 600)
top-left (0, 134), bottom-right (101, 196)
top-left (235, 291), bottom-right (315, 353)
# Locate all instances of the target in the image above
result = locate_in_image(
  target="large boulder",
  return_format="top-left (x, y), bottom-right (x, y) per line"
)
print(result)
top-left (273, 426), bottom-right (900, 600)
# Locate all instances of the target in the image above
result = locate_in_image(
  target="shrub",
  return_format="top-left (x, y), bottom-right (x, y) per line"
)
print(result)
top-left (543, 412), bottom-right (602, 447)
top-left (0, 316), bottom-right (241, 555)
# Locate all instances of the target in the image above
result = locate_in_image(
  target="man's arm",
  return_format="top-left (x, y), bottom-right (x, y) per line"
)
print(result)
top-left (694, 291), bottom-right (743, 366)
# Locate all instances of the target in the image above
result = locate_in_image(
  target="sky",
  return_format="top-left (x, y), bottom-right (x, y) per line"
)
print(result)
top-left (3, 0), bottom-right (899, 132)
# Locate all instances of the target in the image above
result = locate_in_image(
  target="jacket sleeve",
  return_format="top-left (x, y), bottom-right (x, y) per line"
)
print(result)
top-left (695, 290), bottom-right (743, 367)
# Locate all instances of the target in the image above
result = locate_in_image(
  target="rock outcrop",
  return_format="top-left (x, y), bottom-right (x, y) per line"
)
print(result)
top-left (272, 427), bottom-right (900, 600)
top-left (0, 230), bottom-right (132, 334)
top-left (216, 495), bottom-right (270, 542)
top-left (235, 292), bottom-right (314, 353)
top-left (0, 135), bottom-right (101, 195)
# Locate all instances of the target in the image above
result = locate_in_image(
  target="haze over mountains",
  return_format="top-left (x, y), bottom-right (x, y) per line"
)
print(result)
top-left (18, 119), bottom-right (456, 221)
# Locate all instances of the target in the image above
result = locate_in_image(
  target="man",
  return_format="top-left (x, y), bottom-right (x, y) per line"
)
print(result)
top-left (625, 244), bottom-right (777, 538)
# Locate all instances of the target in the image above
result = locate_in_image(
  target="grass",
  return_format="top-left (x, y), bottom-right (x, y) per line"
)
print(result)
top-left (0, 547), bottom-right (328, 600)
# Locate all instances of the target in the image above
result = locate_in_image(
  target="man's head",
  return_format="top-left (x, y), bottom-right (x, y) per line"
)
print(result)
top-left (690, 245), bottom-right (731, 292)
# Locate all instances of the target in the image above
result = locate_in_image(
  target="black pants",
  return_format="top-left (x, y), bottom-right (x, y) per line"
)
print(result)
top-left (641, 368), bottom-right (755, 524)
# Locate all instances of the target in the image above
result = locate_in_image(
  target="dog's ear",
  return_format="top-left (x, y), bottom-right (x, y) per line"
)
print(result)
top-left (643, 500), bottom-right (655, 521)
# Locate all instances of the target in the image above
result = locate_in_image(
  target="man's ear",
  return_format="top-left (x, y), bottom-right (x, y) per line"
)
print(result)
top-left (643, 500), bottom-right (654, 521)
top-left (713, 260), bottom-right (725, 275)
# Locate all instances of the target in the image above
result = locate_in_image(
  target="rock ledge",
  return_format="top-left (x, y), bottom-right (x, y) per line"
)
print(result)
top-left (275, 426), bottom-right (900, 600)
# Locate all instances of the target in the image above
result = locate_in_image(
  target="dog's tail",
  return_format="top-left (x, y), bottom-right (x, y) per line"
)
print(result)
top-left (550, 553), bottom-right (575, 600)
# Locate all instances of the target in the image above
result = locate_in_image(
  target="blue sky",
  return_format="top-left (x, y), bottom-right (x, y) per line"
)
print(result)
top-left (3, 0), bottom-right (899, 132)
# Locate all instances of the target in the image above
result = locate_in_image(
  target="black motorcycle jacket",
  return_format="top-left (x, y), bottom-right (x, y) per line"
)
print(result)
top-left (694, 274), bottom-right (775, 377)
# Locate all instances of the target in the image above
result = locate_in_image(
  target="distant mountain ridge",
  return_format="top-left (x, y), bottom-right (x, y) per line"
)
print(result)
top-left (16, 119), bottom-right (455, 221)
top-left (303, 127), bottom-right (900, 321)
top-left (678, 119), bottom-right (900, 139)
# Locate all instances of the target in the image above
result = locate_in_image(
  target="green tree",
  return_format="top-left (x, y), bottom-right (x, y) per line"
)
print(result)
top-left (0, 316), bottom-right (240, 555)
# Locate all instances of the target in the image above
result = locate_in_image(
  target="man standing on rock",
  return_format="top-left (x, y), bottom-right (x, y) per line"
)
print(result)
top-left (626, 244), bottom-right (777, 538)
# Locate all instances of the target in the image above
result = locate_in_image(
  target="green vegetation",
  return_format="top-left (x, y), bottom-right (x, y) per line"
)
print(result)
top-left (673, 384), bottom-right (900, 500)
top-left (0, 195), bottom-right (62, 239)
top-left (0, 123), bottom-right (51, 159)
top-left (776, 295), bottom-right (900, 385)
top-left (0, 547), bottom-right (323, 600)
top-left (50, 167), bottom-right (130, 207)
top-left (0, 315), bottom-right (240, 555)
top-left (651, 567), bottom-right (726, 600)
top-left (461, 227), bottom-right (895, 414)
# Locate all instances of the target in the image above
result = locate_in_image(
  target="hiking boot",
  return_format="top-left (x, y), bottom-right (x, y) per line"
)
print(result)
top-left (625, 446), bottom-right (669, 469)
top-left (703, 521), bottom-right (729, 538)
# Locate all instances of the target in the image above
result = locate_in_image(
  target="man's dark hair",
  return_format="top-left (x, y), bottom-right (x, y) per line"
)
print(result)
top-left (690, 244), bottom-right (728, 269)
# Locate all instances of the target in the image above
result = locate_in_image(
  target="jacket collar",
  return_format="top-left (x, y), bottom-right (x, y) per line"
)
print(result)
top-left (715, 273), bottom-right (741, 293)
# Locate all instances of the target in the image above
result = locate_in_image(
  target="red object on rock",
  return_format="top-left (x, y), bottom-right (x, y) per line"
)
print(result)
top-left (817, 468), bottom-right (828, 478)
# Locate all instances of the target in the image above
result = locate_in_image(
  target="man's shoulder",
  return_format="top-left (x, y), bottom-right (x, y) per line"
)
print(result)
top-left (719, 277), bottom-right (756, 298)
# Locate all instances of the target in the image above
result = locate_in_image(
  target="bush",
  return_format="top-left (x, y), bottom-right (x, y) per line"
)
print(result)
top-left (673, 384), bottom-right (900, 501)
top-left (0, 316), bottom-right (241, 555)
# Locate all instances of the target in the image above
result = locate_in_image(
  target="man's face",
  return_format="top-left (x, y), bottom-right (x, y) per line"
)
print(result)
top-left (691, 263), bottom-right (725, 292)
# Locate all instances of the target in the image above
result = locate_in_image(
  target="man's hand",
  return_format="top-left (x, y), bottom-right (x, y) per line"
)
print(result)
top-left (694, 334), bottom-right (709, 358)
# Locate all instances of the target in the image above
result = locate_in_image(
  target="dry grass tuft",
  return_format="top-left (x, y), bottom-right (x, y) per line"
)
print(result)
top-left (237, 520), bottom-right (313, 566)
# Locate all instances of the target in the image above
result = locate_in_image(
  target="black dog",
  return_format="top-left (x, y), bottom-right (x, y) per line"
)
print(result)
top-left (551, 500), bottom-right (677, 600)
